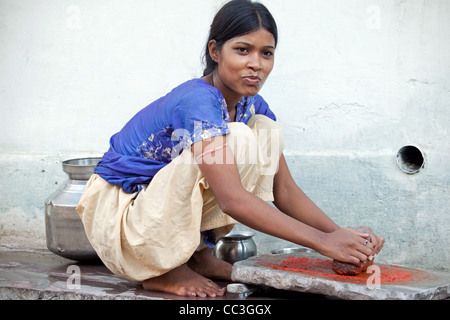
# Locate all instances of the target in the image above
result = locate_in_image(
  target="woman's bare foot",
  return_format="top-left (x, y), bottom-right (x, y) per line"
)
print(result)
top-left (142, 263), bottom-right (226, 298)
top-left (142, 248), bottom-right (232, 297)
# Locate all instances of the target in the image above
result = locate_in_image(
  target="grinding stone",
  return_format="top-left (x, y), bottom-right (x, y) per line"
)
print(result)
top-left (231, 252), bottom-right (450, 300)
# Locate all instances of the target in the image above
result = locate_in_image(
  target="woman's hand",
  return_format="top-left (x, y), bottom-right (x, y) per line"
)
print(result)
top-left (358, 225), bottom-right (385, 259)
top-left (317, 228), bottom-right (375, 265)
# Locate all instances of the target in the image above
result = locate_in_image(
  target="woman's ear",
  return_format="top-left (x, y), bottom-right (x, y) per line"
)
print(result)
top-left (208, 39), bottom-right (219, 63)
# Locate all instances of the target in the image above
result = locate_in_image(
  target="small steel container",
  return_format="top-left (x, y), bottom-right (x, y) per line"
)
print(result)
top-left (45, 157), bottom-right (101, 261)
top-left (271, 247), bottom-right (315, 254)
top-left (213, 232), bottom-right (257, 264)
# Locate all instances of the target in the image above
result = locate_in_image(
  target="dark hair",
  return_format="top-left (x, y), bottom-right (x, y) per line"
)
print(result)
top-left (203, 0), bottom-right (278, 76)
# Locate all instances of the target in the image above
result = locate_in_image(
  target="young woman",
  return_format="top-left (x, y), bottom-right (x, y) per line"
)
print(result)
top-left (77, 0), bottom-right (384, 298)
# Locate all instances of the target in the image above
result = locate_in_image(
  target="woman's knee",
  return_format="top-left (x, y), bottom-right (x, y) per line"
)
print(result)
top-left (226, 116), bottom-right (284, 171)
top-left (249, 115), bottom-right (284, 154)
top-left (226, 122), bottom-right (258, 166)
top-left (248, 115), bottom-right (281, 133)
top-left (227, 115), bottom-right (282, 147)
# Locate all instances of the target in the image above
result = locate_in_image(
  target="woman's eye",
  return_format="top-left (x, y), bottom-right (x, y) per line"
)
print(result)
top-left (263, 51), bottom-right (274, 57)
top-left (236, 47), bottom-right (249, 54)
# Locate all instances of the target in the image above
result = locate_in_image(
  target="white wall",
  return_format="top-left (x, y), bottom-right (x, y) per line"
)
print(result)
top-left (1, 0), bottom-right (449, 271)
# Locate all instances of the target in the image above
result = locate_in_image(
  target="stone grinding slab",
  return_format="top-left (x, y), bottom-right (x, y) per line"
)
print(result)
top-left (231, 252), bottom-right (450, 300)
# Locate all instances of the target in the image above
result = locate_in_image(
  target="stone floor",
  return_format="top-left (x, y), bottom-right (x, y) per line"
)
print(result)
top-left (0, 247), bottom-right (336, 301)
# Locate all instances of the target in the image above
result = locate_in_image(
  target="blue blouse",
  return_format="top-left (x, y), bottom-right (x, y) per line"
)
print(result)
top-left (94, 78), bottom-right (277, 194)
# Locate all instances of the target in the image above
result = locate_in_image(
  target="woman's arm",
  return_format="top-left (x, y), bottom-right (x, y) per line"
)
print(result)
top-left (191, 138), bottom-right (374, 264)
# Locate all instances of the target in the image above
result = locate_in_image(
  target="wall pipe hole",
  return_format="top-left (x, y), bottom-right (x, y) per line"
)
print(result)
top-left (396, 145), bottom-right (425, 174)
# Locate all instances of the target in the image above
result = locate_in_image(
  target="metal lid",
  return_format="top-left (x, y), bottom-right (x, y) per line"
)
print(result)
top-left (62, 157), bottom-right (102, 180)
top-left (271, 247), bottom-right (315, 254)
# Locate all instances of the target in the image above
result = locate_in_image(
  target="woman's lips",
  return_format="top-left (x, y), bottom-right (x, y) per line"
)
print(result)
top-left (242, 75), bottom-right (261, 86)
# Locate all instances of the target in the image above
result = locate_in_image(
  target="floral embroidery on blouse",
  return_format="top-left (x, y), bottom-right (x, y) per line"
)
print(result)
top-left (136, 126), bottom-right (176, 163)
top-left (235, 97), bottom-right (256, 122)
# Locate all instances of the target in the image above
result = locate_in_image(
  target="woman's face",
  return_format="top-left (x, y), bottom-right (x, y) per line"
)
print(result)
top-left (210, 28), bottom-right (276, 102)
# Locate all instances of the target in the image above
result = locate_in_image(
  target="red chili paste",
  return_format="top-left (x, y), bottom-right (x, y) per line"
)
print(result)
top-left (261, 256), bottom-right (429, 285)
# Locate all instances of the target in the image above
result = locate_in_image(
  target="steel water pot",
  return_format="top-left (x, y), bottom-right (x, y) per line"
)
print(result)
top-left (45, 157), bottom-right (101, 261)
top-left (212, 232), bottom-right (257, 264)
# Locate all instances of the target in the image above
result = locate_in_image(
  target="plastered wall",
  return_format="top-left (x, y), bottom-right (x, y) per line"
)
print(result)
top-left (1, 0), bottom-right (449, 272)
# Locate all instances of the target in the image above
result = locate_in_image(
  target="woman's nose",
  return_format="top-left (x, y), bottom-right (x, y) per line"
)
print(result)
top-left (248, 53), bottom-right (262, 71)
